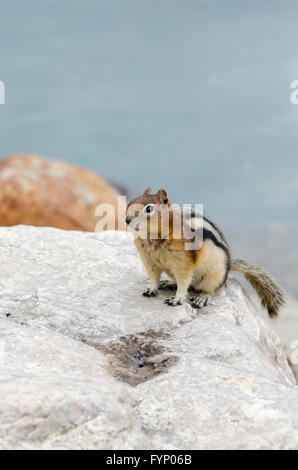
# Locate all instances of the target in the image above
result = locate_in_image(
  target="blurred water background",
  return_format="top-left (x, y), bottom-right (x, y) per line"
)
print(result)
top-left (0, 0), bottom-right (297, 294)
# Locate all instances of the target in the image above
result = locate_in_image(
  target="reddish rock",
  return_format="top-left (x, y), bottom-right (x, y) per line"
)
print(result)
top-left (0, 154), bottom-right (119, 231)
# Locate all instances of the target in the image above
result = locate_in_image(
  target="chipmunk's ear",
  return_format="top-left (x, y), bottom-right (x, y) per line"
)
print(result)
top-left (143, 188), bottom-right (152, 196)
top-left (157, 189), bottom-right (169, 205)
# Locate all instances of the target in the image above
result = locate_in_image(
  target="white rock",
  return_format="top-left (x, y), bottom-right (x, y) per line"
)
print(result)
top-left (274, 295), bottom-right (298, 382)
top-left (0, 226), bottom-right (297, 450)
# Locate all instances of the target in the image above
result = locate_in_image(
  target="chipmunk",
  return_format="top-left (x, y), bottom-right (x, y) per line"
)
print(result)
top-left (126, 188), bottom-right (285, 318)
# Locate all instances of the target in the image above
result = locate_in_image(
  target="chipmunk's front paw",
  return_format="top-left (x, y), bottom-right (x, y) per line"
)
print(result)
top-left (189, 294), bottom-right (210, 309)
top-left (164, 296), bottom-right (183, 306)
top-left (143, 288), bottom-right (157, 298)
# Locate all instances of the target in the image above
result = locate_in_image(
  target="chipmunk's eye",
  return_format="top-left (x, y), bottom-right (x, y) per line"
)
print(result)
top-left (144, 204), bottom-right (155, 215)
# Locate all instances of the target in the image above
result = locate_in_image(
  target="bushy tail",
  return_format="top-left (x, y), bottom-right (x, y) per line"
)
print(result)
top-left (231, 259), bottom-right (285, 318)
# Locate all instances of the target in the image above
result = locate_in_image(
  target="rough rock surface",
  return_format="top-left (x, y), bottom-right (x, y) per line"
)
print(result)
top-left (0, 226), bottom-right (297, 450)
top-left (0, 154), bottom-right (119, 231)
top-left (275, 296), bottom-right (298, 382)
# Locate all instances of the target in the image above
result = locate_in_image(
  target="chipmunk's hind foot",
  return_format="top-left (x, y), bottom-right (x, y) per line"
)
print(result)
top-left (164, 296), bottom-right (183, 306)
top-left (159, 280), bottom-right (177, 291)
top-left (189, 293), bottom-right (210, 309)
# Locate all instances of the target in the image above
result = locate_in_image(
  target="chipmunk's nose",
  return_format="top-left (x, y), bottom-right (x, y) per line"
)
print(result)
top-left (125, 216), bottom-right (132, 225)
